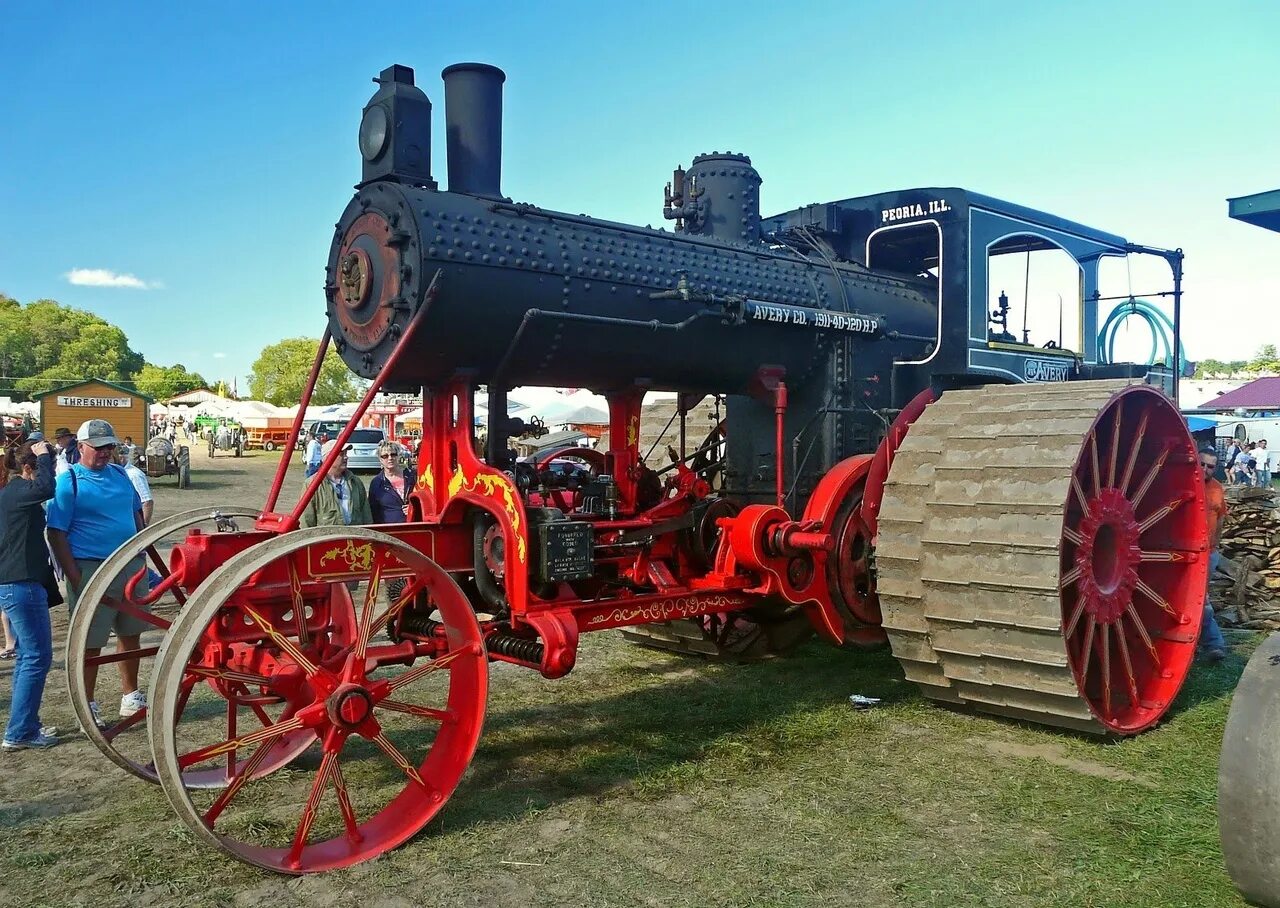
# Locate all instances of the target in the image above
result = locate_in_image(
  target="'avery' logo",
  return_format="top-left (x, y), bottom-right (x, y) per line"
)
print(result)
top-left (1024, 359), bottom-right (1071, 382)
top-left (881, 199), bottom-right (951, 223)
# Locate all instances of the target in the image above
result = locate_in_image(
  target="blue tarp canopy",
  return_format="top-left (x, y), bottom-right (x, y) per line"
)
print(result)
top-left (1185, 415), bottom-right (1217, 433)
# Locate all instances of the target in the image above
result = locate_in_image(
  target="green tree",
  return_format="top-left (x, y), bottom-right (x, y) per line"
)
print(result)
top-left (248, 338), bottom-right (358, 407)
top-left (2, 296), bottom-right (146, 398)
top-left (1245, 344), bottom-right (1280, 375)
top-left (134, 363), bottom-right (208, 400)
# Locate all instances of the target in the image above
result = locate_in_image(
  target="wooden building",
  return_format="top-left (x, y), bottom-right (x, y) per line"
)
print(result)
top-left (33, 379), bottom-right (152, 445)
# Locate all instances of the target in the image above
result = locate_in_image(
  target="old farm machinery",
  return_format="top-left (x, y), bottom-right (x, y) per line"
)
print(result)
top-left (67, 62), bottom-right (1208, 873)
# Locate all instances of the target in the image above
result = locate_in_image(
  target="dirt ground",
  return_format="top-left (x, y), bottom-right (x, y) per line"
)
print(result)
top-left (0, 443), bottom-right (1255, 908)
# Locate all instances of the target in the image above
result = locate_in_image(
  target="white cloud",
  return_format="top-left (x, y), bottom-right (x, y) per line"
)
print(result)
top-left (63, 267), bottom-right (160, 289)
top-left (212, 352), bottom-right (227, 359)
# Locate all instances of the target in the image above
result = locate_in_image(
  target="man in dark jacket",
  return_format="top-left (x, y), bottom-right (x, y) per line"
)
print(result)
top-left (0, 440), bottom-right (60, 749)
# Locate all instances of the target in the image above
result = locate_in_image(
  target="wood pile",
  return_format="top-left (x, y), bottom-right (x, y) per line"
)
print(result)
top-left (1211, 486), bottom-right (1280, 630)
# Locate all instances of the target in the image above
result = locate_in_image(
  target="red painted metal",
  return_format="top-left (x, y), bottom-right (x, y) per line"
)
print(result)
top-left (862, 386), bottom-right (936, 539)
top-left (1057, 385), bottom-right (1205, 734)
top-left (156, 533), bottom-right (487, 873)
top-left (262, 327), bottom-right (332, 517)
top-left (801, 453), bottom-right (883, 643)
top-left (258, 272), bottom-right (439, 533)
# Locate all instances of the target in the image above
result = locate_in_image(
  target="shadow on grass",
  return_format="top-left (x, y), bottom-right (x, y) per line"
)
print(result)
top-left (378, 642), bottom-right (920, 833)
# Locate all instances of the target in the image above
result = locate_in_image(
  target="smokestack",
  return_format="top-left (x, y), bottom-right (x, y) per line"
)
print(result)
top-left (441, 62), bottom-right (506, 198)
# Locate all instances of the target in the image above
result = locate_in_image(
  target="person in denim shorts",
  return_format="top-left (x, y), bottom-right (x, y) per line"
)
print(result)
top-left (0, 441), bottom-right (59, 749)
top-left (46, 419), bottom-right (148, 730)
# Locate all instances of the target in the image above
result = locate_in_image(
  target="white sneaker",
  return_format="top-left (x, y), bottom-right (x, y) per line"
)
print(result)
top-left (80, 701), bottom-right (107, 734)
top-left (119, 690), bottom-right (147, 718)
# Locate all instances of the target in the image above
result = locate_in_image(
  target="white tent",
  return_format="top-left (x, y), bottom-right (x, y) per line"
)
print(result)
top-left (395, 407), bottom-right (423, 424)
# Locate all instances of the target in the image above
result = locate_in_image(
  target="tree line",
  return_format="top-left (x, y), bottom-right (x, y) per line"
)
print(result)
top-left (1, 293), bottom-right (358, 406)
top-left (1194, 345), bottom-right (1280, 380)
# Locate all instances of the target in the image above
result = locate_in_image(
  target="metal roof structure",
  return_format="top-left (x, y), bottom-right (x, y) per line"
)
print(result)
top-left (1201, 377), bottom-right (1280, 410)
top-left (1228, 188), bottom-right (1280, 233)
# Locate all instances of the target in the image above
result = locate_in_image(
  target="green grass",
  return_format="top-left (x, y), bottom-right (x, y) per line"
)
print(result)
top-left (0, 632), bottom-right (1256, 908)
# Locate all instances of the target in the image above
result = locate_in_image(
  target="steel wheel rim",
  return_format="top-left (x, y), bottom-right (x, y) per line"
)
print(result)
top-left (64, 506), bottom-right (289, 786)
top-left (1058, 386), bottom-right (1205, 734)
top-left (148, 526), bottom-right (488, 874)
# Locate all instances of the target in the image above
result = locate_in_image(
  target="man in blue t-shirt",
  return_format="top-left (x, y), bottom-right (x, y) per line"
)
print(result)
top-left (46, 418), bottom-right (148, 731)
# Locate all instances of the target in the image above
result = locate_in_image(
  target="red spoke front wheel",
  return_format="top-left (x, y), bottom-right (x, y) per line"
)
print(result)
top-left (148, 527), bottom-right (488, 874)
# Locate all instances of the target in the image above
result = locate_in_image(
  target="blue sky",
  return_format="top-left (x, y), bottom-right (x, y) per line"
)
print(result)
top-left (2, 0), bottom-right (1277, 393)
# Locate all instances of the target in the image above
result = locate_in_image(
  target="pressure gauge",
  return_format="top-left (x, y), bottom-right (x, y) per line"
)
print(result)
top-left (359, 105), bottom-right (389, 161)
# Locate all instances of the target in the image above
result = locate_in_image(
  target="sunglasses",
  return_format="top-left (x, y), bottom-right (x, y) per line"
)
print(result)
top-left (379, 453), bottom-right (396, 459)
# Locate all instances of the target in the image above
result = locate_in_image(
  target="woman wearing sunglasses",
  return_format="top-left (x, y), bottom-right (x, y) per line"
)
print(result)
top-left (368, 442), bottom-right (415, 525)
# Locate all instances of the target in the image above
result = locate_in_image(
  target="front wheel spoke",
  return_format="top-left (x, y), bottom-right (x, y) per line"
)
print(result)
top-left (287, 561), bottom-right (310, 648)
top-left (286, 751), bottom-right (336, 867)
top-left (1133, 578), bottom-right (1175, 616)
top-left (385, 648), bottom-right (469, 694)
top-left (378, 698), bottom-right (452, 722)
top-left (203, 739), bottom-right (278, 825)
top-left (185, 664), bottom-right (275, 688)
top-left (146, 544), bottom-right (187, 606)
top-left (178, 715), bottom-right (305, 769)
top-left (1124, 603), bottom-right (1161, 665)
top-left (1138, 497), bottom-right (1186, 534)
top-left (1059, 564), bottom-right (1083, 592)
top-left (242, 606), bottom-right (320, 675)
top-left (371, 732), bottom-right (428, 790)
top-left (1129, 447), bottom-right (1170, 512)
top-left (329, 759), bottom-right (363, 843)
top-left (1062, 527), bottom-right (1084, 547)
top-left (102, 707), bottom-right (146, 742)
top-left (104, 596), bottom-right (169, 631)
top-left (87, 645), bottom-right (159, 667)
top-left (355, 559), bottom-right (386, 662)
top-left (366, 576), bottom-right (429, 645)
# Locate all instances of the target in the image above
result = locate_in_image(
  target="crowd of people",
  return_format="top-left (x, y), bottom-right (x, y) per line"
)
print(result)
top-left (0, 420), bottom-right (417, 751)
top-left (1221, 437), bottom-right (1276, 488)
top-left (0, 418), bottom-right (148, 749)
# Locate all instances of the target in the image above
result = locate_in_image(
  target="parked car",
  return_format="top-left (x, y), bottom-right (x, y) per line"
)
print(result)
top-left (344, 428), bottom-right (391, 471)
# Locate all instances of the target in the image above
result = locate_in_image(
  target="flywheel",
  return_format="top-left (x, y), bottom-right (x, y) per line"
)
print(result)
top-left (1219, 632), bottom-right (1280, 906)
top-left (875, 380), bottom-right (1206, 735)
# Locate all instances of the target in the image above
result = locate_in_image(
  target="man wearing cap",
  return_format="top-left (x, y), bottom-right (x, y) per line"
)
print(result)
top-left (53, 426), bottom-right (80, 477)
top-left (46, 418), bottom-right (149, 729)
top-left (299, 438), bottom-right (371, 528)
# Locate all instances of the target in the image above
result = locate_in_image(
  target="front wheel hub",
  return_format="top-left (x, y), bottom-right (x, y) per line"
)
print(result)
top-left (327, 683), bottom-right (376, 730)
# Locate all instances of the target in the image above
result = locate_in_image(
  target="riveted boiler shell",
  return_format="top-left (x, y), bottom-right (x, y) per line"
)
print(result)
top-left (325, 183), bottom-right (937, 393)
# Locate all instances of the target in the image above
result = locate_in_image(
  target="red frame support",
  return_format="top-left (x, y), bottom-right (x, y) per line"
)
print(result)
top-left (255, 271), bottom-right (439, 533)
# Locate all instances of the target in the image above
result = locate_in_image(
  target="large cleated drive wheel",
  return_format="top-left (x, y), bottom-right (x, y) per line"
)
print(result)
top-left (148, 526), bottom-right (488, 874)
top-left (66, 507), bottom-right (271, 785)
top-left (1219, 632), bottom-right (1280, 907)
top-left (876, 380), bottom-right (1205, 735)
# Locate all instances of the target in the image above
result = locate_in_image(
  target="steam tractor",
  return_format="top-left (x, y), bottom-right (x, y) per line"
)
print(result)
top-left (68, 62), bottom-right (1207, 874)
